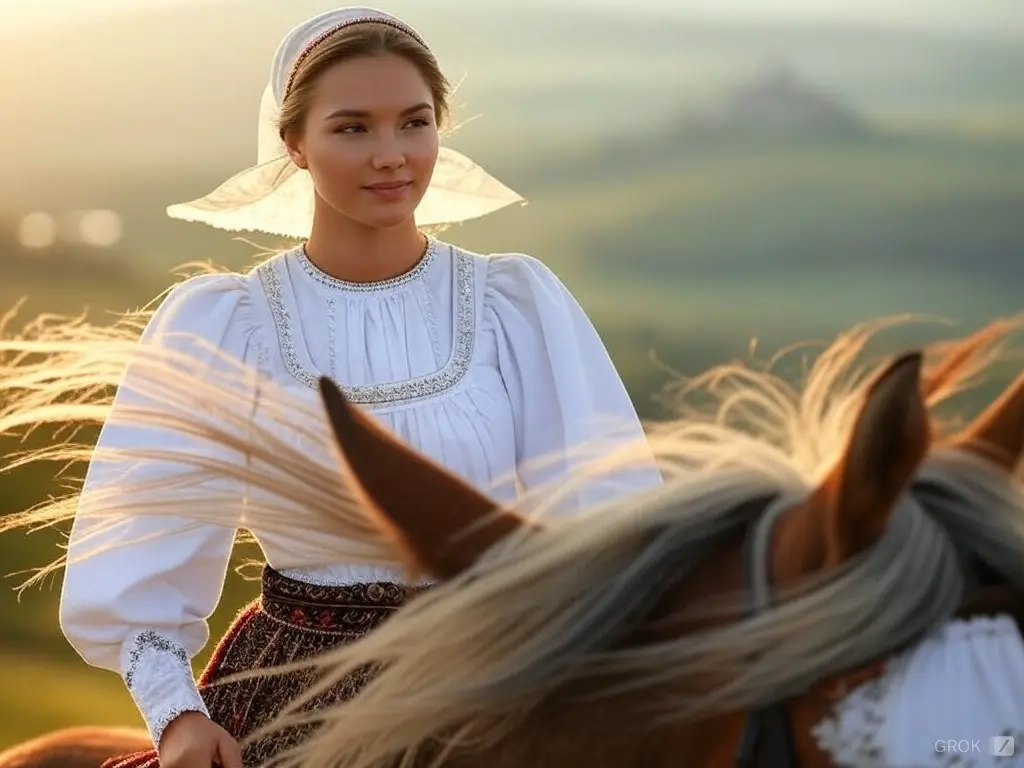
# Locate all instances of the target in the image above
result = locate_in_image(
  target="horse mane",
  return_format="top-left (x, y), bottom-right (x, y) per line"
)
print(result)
top-left (251, 315), bottom-right (1024, 768)
top-left (0, 301), bottom-right (396, 582)
top-left (1, 311), bottom-right (1022, 768)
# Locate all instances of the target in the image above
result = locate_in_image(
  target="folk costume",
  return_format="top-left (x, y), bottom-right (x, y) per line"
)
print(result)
top-left (59, 7), bottom-right (663, 766)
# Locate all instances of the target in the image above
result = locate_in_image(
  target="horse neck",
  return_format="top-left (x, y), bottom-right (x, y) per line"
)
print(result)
top-left (447, 701), bottom-right (833, 768)
top-left (443, 690), bottom-right (682, 768)
top-left (441, 503), bottom-right (834, 767)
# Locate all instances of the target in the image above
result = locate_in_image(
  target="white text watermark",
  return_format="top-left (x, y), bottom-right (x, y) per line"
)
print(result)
top-left (933, 737), bottom-right (1014, 758)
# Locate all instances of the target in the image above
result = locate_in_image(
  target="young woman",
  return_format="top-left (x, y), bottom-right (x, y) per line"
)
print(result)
top-left (53, 7), bottom-right (662, 768)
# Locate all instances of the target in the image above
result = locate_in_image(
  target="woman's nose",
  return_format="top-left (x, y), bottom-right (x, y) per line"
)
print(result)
top-left (370, 137), bottom-right (405, 171)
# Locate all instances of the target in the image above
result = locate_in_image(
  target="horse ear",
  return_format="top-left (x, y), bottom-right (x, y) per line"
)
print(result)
top-left (947, 373), bottom-right (1024, 472)
top-left (811, 352), bottom-right (931, 563)
top-left (317, 377), bottom-right (533, 581)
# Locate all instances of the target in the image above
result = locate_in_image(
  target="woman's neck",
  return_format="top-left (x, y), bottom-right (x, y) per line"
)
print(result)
top-left (304, 215), bottom-right (427, 284)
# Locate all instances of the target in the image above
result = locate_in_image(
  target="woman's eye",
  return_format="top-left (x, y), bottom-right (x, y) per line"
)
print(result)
top-left (334, 118), bottom-right (429, 134)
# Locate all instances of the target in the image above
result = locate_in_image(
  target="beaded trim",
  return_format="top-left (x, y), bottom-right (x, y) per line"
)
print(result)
top-left (296, 237), bottom-right (438, 293)
top-left (326, 296), bottom-right (337, 378)
top-left (153, 704), bottom-right (206, 749)
top-left (122, 630), bottom-right (208, 746)
top-left (278, 565), bottom-right (402, 586)
top-left (123, 630), bottom-right (190, 690)
top-left (284, 16), bottom-right (428, 100)
top-left (257, 244), bottom-right (476, 407)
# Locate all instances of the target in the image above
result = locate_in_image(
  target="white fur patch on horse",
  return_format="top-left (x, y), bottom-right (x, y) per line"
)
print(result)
top-left (813, 615), bottom-right (1024, 767)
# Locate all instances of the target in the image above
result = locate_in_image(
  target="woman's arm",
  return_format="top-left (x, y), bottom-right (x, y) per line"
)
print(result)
top-left (59, 273), bottom-right (261, 745)
top-left (483, 253), bottom-right (662, 516)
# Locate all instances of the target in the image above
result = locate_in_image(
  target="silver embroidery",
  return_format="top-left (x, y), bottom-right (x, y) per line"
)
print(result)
top-left (295, 237), bottom-right (438, 292)
top-left (258, 244), bottom-right (476, 408)
top-left (152, 705), bottom-right (207, 748)
top-left (124, 630), bottom-right (190, 690)
top-left (326, 296), bottom-right (337, 380)
top-left (278, 565), bottom-right (433, 587)
top-left (122, 630), bottom-right (208, 745)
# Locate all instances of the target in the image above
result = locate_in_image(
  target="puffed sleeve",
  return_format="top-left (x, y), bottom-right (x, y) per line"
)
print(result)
top-left (482, 254), bottom-right (662, 515)
top-left (58, 273), bottom-right (263, 747)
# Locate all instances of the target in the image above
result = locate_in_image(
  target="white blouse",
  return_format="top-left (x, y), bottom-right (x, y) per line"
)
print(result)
top-left (58, 239), bottom-right (663, 745)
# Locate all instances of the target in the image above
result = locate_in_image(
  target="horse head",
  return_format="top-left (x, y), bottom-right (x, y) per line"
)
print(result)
top-left (297, 320), bottom-right (1023, 768)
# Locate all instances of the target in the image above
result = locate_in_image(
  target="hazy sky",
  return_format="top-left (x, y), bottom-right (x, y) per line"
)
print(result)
top-left (561, 0), bottom-right (1022, 35)
top-left (7, 0), bottom-right (211, 32)
top-left (7, 0), bottom-right (1022, 37)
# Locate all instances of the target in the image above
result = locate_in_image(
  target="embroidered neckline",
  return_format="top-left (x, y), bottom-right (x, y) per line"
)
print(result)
top-left (257, 244), bottom-right (476, 409)
top-left (295, 237), bottom-right (438, 293)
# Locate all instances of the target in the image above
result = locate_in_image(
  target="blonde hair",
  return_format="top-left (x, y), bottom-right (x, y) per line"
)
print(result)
top-left (277, 22), bottom-right (452, 141)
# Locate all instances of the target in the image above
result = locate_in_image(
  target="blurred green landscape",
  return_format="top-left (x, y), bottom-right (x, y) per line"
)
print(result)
top-left (1, 0), bottom-right (1022, 750)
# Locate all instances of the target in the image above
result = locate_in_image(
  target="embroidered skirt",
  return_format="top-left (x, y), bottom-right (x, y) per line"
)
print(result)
top-left (103, 567), bottom-right (420, 767)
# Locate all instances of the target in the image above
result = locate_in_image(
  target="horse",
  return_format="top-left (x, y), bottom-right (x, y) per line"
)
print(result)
top-left (1, 317), bottom-right (1022, 768)
top-left (0, 730), bottom-right (150, 768)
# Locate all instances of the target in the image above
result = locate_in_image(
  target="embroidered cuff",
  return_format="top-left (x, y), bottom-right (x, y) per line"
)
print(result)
top-left (120, 630), bottom-right (209, 747)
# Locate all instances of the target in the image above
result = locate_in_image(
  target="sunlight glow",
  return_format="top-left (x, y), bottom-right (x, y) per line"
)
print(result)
top-left (16, 212), bottom-right (58, 249)
top-left (4, 0), bottom-right (219, 36)
top-left (76, 209), bottom-right (124, 248)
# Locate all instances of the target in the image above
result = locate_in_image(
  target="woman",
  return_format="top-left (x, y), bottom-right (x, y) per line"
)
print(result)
top-left (56, 6), bottom-right (662, 768)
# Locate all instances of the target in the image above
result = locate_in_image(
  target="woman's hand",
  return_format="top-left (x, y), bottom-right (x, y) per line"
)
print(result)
top-left (158, 711), bottom-right (243, 768)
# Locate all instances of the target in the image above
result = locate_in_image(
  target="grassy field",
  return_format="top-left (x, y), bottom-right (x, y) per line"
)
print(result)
top-left (1, 124), bottom-right (1022, 748)
top-left (0, 650), bottom-right (142, 740)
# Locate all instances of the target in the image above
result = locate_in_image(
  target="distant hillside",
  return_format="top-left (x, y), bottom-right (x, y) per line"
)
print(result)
top-left (684, 62), bottom-right (873, 138)
top-left (2, 1), bottom-right (1023, 202)
top-left (511, 132), bottom-right (1024, 283)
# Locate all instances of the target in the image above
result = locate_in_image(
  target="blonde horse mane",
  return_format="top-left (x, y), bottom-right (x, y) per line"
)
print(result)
top-left (1, 309), bottom-right (1022, 768)
top-left (0, 300), bottom-right (396, 580)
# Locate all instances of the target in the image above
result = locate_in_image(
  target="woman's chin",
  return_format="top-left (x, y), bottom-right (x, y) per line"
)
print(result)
top-left (351, 202), bottom-right (420, 231)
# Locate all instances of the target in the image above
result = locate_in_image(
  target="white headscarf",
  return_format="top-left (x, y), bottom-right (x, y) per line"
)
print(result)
top-left (166, 7), bottom-right (524, 239)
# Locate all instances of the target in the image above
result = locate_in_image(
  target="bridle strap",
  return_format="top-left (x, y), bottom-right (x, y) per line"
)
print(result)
top-left (735, 495), bottom-right (802, 768)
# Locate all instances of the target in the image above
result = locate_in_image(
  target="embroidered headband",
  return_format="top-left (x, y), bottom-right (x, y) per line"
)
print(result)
top-left (282, 15), bottom-right (428, 101)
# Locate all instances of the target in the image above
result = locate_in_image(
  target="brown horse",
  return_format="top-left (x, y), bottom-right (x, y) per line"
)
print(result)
top-left (0, 729), bottom-right (150, 768)
top-left (267, 343), bottom-right (1023, 768)
top-left (3, 318), bottom-right (1023, 768)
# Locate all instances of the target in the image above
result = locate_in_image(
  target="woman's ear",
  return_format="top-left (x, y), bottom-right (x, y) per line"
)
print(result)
top-left (282, 129), bottom-right (309, 170)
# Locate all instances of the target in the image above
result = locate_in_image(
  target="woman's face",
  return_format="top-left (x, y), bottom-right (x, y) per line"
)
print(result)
top-left (285, 53), bottom-right (440, 231)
